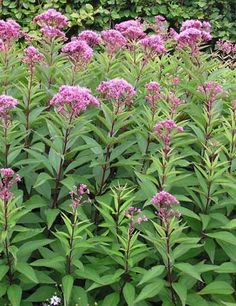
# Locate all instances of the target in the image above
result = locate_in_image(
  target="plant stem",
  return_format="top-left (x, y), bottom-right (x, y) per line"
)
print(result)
top-left (66, 210), bottom-right (77, 274)
top-left (3, 198), bottom-right (13, 284)
top-left (165, 223), bottom-right (176, 306)
top-left (125, 228), bottom-right (132, 274)
top-left (4, 125), bottom-right (9, 167)
top-left (51, 115), bottom-right (73, 209)
top-left (25, 66), bottom-right (33, 149)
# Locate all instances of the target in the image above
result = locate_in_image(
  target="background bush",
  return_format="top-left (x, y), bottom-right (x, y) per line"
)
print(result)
top-left (0, 0), bottom-right (236, 39)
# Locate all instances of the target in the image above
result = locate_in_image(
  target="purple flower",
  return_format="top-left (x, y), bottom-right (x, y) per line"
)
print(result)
top-left (33, 9), bottom-right (67, 41)
top-left (22, 46), bottom-right (45, 67)
top-left (217, 40), bottom-right (236, 55)
top-left (145, 81), bottom-right (161, 111)
top-left (101, 30), bottom-right (127, 55)
top-left (0, 168), bottom-right (21, 201)
top-left (115, 20), bottom-right (146, 41)
top-left (0, 19), bottom-right (21, 49)
top-left (154, 119), bottom-right (183, 154)
top-left (50, 85), bottom-right (100, 119)
top-left (125, 206), bottom-right (148, 234)
top-left (69, 184), bottom-right (91, 209)
top-left (49, 295), bottom-right (61, 306)
top-left (139, 35), bottom-right (166, 60)
top-left (176, 19), bottom-right (212, 55)
top-left (62, 39), bottom-right (93, 67)
top-left (97, 78), bottom-right (135, 110)
top-left (198, 81), bottom-right (223, 107)
top-left (152, 191), bottom-right (180, 221)
top-left (0, 95), bottom-right (18, 126)
top-left (40, 26), bottom-right (66, 41)
top-left (33, 9), bottom-right (68, 29)
top-left (77, 30), bottom-right (101, 47)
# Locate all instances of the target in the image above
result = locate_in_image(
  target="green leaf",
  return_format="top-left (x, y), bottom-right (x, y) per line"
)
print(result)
top-left (134, 279), bottom-right (164, 303)
top-left (206, 231), bottom-right (236, 246)
top-left (101, 292), bottom-right (120, 306)
top-left (0, 265), bottom-right (8, 281)
top-left (25, 286), bottom-right (55, 302)
top-left (123, 283), bottom-right (135, 306)
top-left (62, 275), bottom-right (74, 306)
top-left (15, 262), bottom-right (38, 283)
top-left (173, 282), bottom-right (187, 306)
top-left (199, 281), bottom-right (234, 295)
top-left (215, 262), bottom-right (236, 273)
top-left (138, 265), bottom-right (165, 285)
top-left (45, 208), bottom-right (60, 229)
top-left (174, 263), bottom-right (202, 281)
top-left (7, 285), bottom-right (22, 306)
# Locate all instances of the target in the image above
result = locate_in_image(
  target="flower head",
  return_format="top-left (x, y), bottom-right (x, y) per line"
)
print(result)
top-left (49, 295), bottom-right (61, 306)
top-left (22, 46), bottom-right (45, 67)
top-left (151, 191), bottom-right (180, 221)
top-left (0, 95), bottom-right (18, 127)
top-left (154, 15), bottom-right (168, 36)
top-left (125, 206), bottom-right (148, 234)
top-left (62, 39), bottom-right (93, 67)
top-left (176, 19), bottom-right (212, 55)
top-left (0, 19), bottom-right (21, 49)
top-left (97, 78), bottom-right (135, 110)
top-left (217, 40), bottom-right (236, 55)
top-left (77, 30), bottom-right (101, 47)
top-left (139, 35), bottom-right (166, 60)
top-left (50, 85), bottom-right (99, 119)
top-left (145, 81), bottom-right (161, 111)
top-left (33, 9), bottom-right (68, 29)
top-left (0, 168), bottom-right (21, 201)
top-left (40, 26), bottom-right (66, 41)
top-left (69, 184), bottom-right (91, 210)
top-left (154, 119), bottom-right (183, 154)
top-left (33, 9), bottom-right (67, 41)
top-left (101, 30), bottom-right (127, 55)
top-left (198, 81), bottom-right (223, 108)
top-left (115, 20), bottom-right (146, 41)
top-left (115, 20), bottom-right (142, 32)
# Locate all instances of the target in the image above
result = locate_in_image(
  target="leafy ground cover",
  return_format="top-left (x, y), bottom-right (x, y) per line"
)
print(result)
top-left (0, 9), bottom-right (236, 306)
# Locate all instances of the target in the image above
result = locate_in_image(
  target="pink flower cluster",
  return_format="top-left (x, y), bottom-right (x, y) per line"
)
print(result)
top-left (154, 119), bottom-right (184, 155)
top-left (50, 85), bottom-right (100, 119)
top-left (33, 9), bottom-right (68, 28)
top-left (166, 92), bottom-right (184, 116)
top-left (145, 81), bottom-right (161, 112)
top-left (101, 30), bottom-right (127, 55)
top-left (198, 81), bottom-right (223, 109)
top-left (125, 206), bottom-right (148, 234)
top-left (0, 95), bottom-right (18, 126)
top-left (62, 39), bottom-right (93, 67)
top-left (151, 190), bottom-right (180, 221)
top-left (176, 20), bottom-right (212, 55)
top-left (217, 40), bottom-right (236, 55)
top-left (139, 35), bottom-right (166, 60)
top-left (154, 15), bottom-right (168, 36)
top-left (69, 184), bottom-right (91, 210)
top-left (97, 78), bottom-right (136, 111)
top-left (0, 19), bottom-right (21, 50)
top-left (33, 9), bottom-right (68, 41)
top-left (0, 168), bottom-right (21, 201)
top-left (115, 19), bottom-right (145, 41)
top-left (77, 30), bottom-right (102, 47)
top-left (22, 46), bottom-right (45, 68)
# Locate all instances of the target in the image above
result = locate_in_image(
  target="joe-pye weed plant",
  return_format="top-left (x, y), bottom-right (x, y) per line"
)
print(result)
top-left (0, 8), bottom-right (235, 306)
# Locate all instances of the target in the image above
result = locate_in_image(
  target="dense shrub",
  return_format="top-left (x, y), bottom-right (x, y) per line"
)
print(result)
top-left (0, 9), bottom-right (236, 306)
top-left (0, 0), bottom-right (236, 39)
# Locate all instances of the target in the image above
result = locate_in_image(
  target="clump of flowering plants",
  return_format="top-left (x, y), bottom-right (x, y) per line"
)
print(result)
top-left (0, 8), bottom-right (235, 306)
